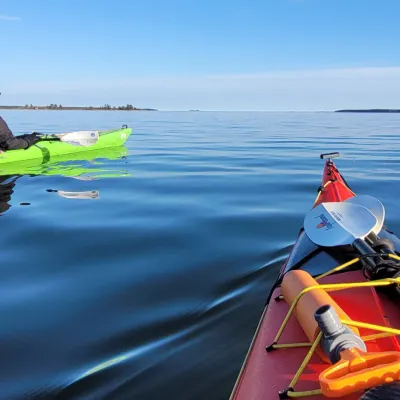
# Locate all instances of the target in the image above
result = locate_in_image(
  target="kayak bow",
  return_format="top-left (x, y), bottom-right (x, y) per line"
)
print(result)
top-left (230, 153), bottom-right (400, 400)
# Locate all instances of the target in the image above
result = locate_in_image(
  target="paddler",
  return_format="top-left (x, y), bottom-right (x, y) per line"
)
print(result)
top-left (0, 115), bottom-right (40, 152)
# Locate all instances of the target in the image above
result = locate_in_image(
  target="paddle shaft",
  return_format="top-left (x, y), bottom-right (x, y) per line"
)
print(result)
top-left (353, 238), bottom-right (377, 269)
top-left (38, 138), bottom-right (63, 142)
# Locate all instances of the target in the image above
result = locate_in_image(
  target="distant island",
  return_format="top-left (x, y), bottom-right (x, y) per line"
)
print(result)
top-left (335, 109), bottom-right (400, 113)
top-left (0, 104), bottom-right (157, 111)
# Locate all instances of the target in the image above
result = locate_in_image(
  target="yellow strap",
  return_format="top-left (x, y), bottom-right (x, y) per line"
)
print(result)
top-left (313, 181), bottom-right (332, 205)
top-left (272, 277), bottom-right (400, 344)
top-left (362, 332), bottom-right (395, 341)
top-left (315, 257), bottom-right (360, 280)
top-left (389, 253), bottom-right (400, 262)
top-left (289, 332), bottom-right (322, 388)
top-left (316, 254), bottom-right (400, 281)
top-left (273, 342), bottom-right (312, 349)
top-left (288, 389), bottom-right (322, 398)
top-left (341, 319), bottom-right (400, 336)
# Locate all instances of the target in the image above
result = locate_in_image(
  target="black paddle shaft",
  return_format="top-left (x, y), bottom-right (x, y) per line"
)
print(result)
top-left (353, 238), bottom-right (377, 270)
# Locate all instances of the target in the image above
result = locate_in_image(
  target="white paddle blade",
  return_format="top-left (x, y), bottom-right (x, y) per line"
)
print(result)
top-left (304, 202), bottom-right (377, 247)
top-left (345, 195), bottom-right (385, 234)
top-left (60, 131), bottom-right (100, 147)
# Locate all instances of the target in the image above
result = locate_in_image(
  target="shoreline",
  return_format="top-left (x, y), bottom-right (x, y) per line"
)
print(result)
top-left (2, 107), bottom-right (399, 113)
top-left (335, 109), bottom-right (400, 113)
top-left (0, 105), bottom-right (157, 111)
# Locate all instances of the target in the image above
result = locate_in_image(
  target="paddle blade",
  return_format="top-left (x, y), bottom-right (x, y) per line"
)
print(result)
top-left (60, 131), bottom-right (99, 147)
top-left (345, 195), bottom-right (385, 234)
top-left (304, 202), bottom-right (377, 247)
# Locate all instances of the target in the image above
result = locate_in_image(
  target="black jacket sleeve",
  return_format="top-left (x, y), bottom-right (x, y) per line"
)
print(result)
top-left (0, 116), bottom-right (39, 150)
top-left (1, 136), bottom-right (33, 151)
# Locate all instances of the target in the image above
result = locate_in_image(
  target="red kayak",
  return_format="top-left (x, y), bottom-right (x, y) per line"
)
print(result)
top-left (230, 153), bottom-right (400, 400)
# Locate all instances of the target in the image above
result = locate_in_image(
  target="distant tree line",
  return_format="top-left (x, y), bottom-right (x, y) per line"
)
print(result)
top-left (101, 104), bottom-right (138, 110)
top-left (16, 103), bottom-right (155, 111)
top-left (24, 104), bottom-right (63, 109)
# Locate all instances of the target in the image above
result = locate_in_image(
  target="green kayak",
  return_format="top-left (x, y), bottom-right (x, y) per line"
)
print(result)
top-left (0, 125), bottom-right (132, 166)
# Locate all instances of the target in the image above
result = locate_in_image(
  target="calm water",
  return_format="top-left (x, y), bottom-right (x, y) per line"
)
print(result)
top-left (0, 110), bottom-right (399, 400)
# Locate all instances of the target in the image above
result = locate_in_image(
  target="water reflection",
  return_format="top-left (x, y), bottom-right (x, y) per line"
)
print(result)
top-left (0, 175), bottom-right (18, 214)
top-left (0, 145), bottom-right (129, 214)
top-left (47, 189), bottom-right (100, 200)
top-left (0, 145), bottom-right (130, 179)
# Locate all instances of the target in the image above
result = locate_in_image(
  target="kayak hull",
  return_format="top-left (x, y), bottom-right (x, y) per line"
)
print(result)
top-left (230, 157), bottom-right (400, 400)
top-left (0, 126), bottom-right (131, 166)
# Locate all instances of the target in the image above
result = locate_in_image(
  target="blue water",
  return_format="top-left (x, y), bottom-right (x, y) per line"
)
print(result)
top-left (0, 110), bottom-right (399, 400)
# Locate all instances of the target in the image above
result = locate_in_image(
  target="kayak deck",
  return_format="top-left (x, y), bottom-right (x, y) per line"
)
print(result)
top-left (230, 155), bottom-right (400, 400)
top-left (231, 272), bottom-right (400, 400)
top-left (0, 126), bottom-right (131, 165)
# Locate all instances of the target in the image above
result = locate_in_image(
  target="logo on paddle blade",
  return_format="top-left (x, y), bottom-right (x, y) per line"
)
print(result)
top-left (315, 213), bottom-right (336, 230)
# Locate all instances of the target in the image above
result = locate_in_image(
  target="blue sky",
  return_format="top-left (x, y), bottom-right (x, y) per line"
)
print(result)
top-left (1, 0), bottom-right (400, 110)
